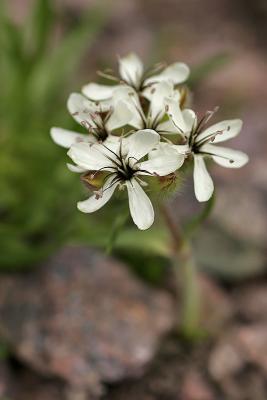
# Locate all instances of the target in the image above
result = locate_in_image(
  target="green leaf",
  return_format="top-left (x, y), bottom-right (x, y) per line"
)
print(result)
top-left (29, 6), bottom-right (106, 109)
top-left (74, 214), bottom-right (171, 258)
top-left (0, 2), bottom-right (110, 271)
top-left (115, 227), bottom-right (171, 257)
top-left (24, 0), bottom-right (54, 62)
top-left (0, 7), bottom-right (23, 63)
top-left (0, 341), bottom-right (10, 360)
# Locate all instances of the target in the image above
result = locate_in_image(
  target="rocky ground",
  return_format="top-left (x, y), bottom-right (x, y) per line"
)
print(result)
top-left (0, 247), bottom-right (267, 400)
top-left (0, 246), bottom-right (174, 399)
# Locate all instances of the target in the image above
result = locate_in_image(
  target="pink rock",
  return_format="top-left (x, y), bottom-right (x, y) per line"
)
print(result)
top-left (0, 246), bottom-right (174, 397)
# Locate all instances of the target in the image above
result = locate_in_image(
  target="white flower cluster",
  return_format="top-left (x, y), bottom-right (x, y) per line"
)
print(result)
top-left (51, 53), bottom-right (248, 230)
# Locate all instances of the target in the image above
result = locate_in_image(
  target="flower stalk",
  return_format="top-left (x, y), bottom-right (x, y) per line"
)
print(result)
top-left (106, 212), bottom-right (129, 255)
top-left (161, 205), bottom-right (201, 339)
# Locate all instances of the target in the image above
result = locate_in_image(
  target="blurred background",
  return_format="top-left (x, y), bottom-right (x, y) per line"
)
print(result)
top-left (0, 0), bottom-right (267, 399)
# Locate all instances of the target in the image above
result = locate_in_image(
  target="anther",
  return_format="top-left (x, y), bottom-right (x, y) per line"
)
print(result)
top-left (94, 189), bottom-right (103, 200)
top-left (81, 121), bottom-right (91, 130)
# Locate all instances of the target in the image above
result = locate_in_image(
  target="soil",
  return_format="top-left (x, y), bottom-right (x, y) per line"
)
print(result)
top-left (1, 277), bottom-right (267, 400)
top-left (104, 281), bottom-right (267, 400)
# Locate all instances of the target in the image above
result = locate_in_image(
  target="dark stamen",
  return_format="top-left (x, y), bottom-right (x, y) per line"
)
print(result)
top-left (102, 143), bottom-right (122, 164)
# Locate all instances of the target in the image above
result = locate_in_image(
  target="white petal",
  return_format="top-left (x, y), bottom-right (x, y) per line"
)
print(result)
top-left (200, 143), bottom-right (249, 168)
top-left (149, 81), bottom-right (174, 123)
top-left (165, 98), bottom-right (187, 134)
top-left (143, 84), bottom-right (180, 102)
top-left (126, 129), bottom-right (160, 161)
top-left (50, 127), bottom-right (95, 148)
top-left (112, 84), bottom-right (137, 100)
top-left (105, 135), bottom-right (120, 145)
top-left (67, 93), bottom-right (97, 128)
top-left (126, 178), bottom-right (154, 230)
top-left (67, 163), bottom-right (87, 173)
top-left (156, 119), bottom-right (179, 134)
top-left (157, 109), bottom-right (196, 136)
top-left (193, 155), bottom-right (214, 202)
top-left (173, 144), bottom-right (190, 155)
top-left (82, 83), bottom-right (119, 101)
top-left (112, 85), bottom-right (144, 129)
top-left (119, 53), bottom-right (144, 88)
top-left (77, 176), bottom-right (118, 213)
top-left (145, 62), bottom-right (190, 85)
top-left (105, 100), bottom-right (133, 131)
top-left (196, 119), bottom-right (243, 145)
top-left (68, 142), bottom-right (115, 171)
top-left (96, 139), bottom-right (120, 158)
top-left (182, 109), bottom-right (197, 133)
top-left (139, 143), bottom-right (184, 175)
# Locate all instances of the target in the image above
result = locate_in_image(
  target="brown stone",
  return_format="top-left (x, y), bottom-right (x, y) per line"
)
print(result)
top-left (237, 324), bottom-right (267, 375)
top-left (209, 336), bottom-right (245, 381)
top-left (0, 246), bottom-right (174, 397)
top-left (209, 323), bottom-right (267, 389)
top-left (198, 274), bottom-right (233, 335)
top-left (234, 283), bottom-right (267, 322)
top-left (181, 369), bottom-right (215, 400)
top-left (213, 184), bottom-right (267, 247)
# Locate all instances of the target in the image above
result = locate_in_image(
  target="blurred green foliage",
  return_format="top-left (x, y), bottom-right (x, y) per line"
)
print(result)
top-left (188, 53), bottom-right (231, 87)
top-left (0, 341), bottom-right (9, 360)
top-left (0, 0), bottom-right (106, 269)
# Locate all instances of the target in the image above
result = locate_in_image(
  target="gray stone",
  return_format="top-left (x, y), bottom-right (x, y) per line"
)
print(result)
top-left (0, 246), bottom-right (174, 397)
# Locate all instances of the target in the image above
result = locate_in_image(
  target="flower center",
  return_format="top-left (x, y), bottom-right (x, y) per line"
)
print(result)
top-left (117, 163), bottom-right (135, 180)
top-left (189, 107), bottom-right (229, 151)
top-left (96, 128), bottom-right (109, 142)
top-left (100, 143), bottom-right (138, 183)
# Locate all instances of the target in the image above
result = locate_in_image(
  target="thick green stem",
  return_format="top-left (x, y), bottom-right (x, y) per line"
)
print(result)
top-left (160, 205), bottom-right (201, 338)
top-left (176, 242), bottom-right (200, 338)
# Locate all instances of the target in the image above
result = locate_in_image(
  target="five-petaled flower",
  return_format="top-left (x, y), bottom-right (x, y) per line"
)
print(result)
top-left (165, 99), bottom-right (249, 201)
top-left (67, 130), bottom-right (184, 230)
top-left (51, 93), bottom-right (133, 148)
top-left (82, 52), bottom-right (190, 101)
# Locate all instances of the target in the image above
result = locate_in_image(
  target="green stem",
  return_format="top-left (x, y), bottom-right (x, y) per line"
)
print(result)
top-left (177, 242), bottom-right (200, 338)
top-left (106, 212), bottom-right (128, 255)
top-left (160, 204), bottom-right (201, 338)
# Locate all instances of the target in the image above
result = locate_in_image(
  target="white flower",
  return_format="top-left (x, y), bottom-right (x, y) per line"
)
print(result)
top-left (165, 99), bottom-right (249, 202)
top-left (50, 93), bottom-right (132, 149)
top-left (67, 129), bottom-right (184, 230)
top-left (82, 52), bottom-right (190, 101)
top-left (110, 82), bottom-right (182, 135)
